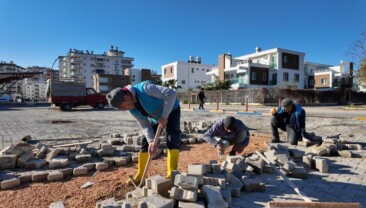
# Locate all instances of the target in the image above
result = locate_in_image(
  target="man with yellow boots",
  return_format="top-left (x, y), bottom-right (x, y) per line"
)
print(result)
top-left (106, 80), bottom-right (181, 185)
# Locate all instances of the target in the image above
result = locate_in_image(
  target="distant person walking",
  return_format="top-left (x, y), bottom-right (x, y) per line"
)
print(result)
top-left (197, 88), bottom-right (206, 110)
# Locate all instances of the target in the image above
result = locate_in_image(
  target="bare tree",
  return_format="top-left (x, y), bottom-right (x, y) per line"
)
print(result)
top-left (348, 29), bottom-right (366, 87)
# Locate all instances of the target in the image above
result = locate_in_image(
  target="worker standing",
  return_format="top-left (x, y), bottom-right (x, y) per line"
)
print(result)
top-left (106, 81), bottom-right (181, 185)
top-left (202, 116), bottom-right (250, 157)
top-left (197, 88), bottom-right (206, 110)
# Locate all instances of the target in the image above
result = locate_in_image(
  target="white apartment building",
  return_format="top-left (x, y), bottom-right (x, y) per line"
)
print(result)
top-left (162, 56), bottom-right (214, 91)
top-left (0, 61), bottom-right (25, 100)
top-left (22, 66), bottom-right (55, 101)
top-left (312, 61), bottom-right (353, 91)
top-left (207, 48), bottom-right (305, 90)
top-left (124, 68), bottom-right (161, 85)
top-left (59, 46), bottom-right (134, 88)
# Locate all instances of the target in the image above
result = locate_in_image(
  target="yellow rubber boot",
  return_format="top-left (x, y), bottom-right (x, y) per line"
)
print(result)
top-left (126, 152), bottom-right (149, 185)
top-left (165, 149), bottom-right (179, 179)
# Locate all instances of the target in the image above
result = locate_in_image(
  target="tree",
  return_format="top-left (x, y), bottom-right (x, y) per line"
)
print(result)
top-left (203, 80), bottom-right (231, 90)
top-left (163, 79), bottom-right (182, 90)
top-left (349, 29), bottom-right (366, 87)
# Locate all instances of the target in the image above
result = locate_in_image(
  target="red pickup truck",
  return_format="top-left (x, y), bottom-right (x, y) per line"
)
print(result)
top-left (46, 80), bottom-right (108, 111)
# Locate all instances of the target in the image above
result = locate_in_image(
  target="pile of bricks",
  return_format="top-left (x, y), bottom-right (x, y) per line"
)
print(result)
top-left (97, 155), bottom-right (267, 208)
top-left (0, 133), bottom-right (167, 190)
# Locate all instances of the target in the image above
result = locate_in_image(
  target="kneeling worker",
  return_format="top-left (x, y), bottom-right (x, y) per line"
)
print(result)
top-left (106, 81), bottom-right (181, 185)
top-left (203, 116), bottom-right (250, 157)
top-left (271, 98), bottom-right (310, 145)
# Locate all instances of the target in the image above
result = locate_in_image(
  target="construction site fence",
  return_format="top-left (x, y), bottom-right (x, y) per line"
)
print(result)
top-left (176, 88), bottom-right (366, 105)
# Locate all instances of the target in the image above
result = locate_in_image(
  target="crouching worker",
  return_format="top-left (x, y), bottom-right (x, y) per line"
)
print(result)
top-left (271, 98), bottom-right (310, 145)
top-left (203, 116), bottom-right (250, 158)
top-left (106, 80), bottom-right (181, 185)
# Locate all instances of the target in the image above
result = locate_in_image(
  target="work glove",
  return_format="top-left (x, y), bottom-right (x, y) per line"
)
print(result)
top-left (270, 107), bottom-right (277, 115)
top-left (300, 128), bottom-right (311, 140)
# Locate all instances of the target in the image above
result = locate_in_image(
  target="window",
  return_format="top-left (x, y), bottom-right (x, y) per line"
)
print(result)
top-left (283, 72), bottom-right (289, 81)
top-left (262, 73), bottom-right (267, 81)
top-left (164, 69), bottom-right (166, 74)
top-left (310, 80), bottom-right (315, 85)
top-left (192, 68), bottom-right (194, 73)
top-left (170, 68), bottom-right (172, 73)
top-left (251, 72), bottom-right (256, 80)
top-left (196, 68), bottom-right (199, 70)
top-left (202, 68), bottom-right (204, 71)
top-left (181, 80), bottom-right (185, 84)
top-left (115, 66), bottom-right (117, 70)
top-left (284, 56), bottom-right (288, 64)
top-left (132, 75), bottom-right (135, 78)
top-left (294, 73), bottom-right (299, 82)
top-left (231, 74), bottom-right (233, 78)
top-left (207, 69), bottom-right (210, 72)
top-left (321, 78), bottom-right (328, 85)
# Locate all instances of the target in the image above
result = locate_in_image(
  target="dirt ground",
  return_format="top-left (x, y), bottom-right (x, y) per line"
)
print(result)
top-left (0, 136), bottom-right (269, 208)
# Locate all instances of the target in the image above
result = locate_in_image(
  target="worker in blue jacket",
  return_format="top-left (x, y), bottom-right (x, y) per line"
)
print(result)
top-left (270, 98), bottom-right (310, 145)
top-left (203, 116), bottom-right (250, 157)
top-left (106, 81), bottom-right (180, 185)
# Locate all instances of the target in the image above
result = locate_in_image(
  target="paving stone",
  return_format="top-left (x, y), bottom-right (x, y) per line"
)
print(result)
top-left (290, 167), bottom-right (308, 179)
top-left (220, 189), bottom-right (232, 207)
top-left (225, 155), bottom-right (244, 163)
top-left (96, 198), bottom-right (121, 208)
top-left (18, 174), bottom-right (32, 183)
top-left (226, 162), bottom-right (243, 176)
top-left (79, 148), bottom-right (90, 155)
top-left (339, 150), bottom-right (353, 158)
top-left (102, 157), bottom-right (115, 166)
top-left (225, 173), bottom-right (243, 197)
top-left (75, 154), bottom-right (92, 163)
top-left (170, 187), bottom-right (197, 202)
top-left (274, 154), bottom-right (289, 165)
top-left (48, 171), bottom-right (64, 181)
top-left (96, 162), bottom-right (108, 171)
top-left (308, 145), bottom-right (330, 156)
top-left (302, 155), bottom-right (314, 170)
top-left (174, 174), bottom-right (198, 190)
top-left (346, 144), bottom-right (363, 150)
top-left (82, 163), bottom-right (96, 171)
top-left (241, 178), bottom-right (261, 192)
top-left (188, 164), bottom-right (211, 175)
top-left (101, 143), bottom-right (114, 150)
top-left (171, 170), bottom-right (180, 186)
top-left (32, 171), bottom-right (49, 182)
top-left (282, 161), bottom-right (296, 173)
top-left (73, 167), bottom-right (88, 176)
top-left (203, 174), bottom-right (226, 188)
top-left (178, 201), bottom-right (205, 208)
top-left (289, 149), bottom-right (305, 158)
top-left (138, 194), bottom-right (174, 208)
top-left (59, 168), bottom-right (73, 178)
top-left (181, 173), bottom-right (203, 186)
top-left (315, 158), bottom-right (329, 173)
top-left (49, 157), bottom-right (69, 169)
top-left (211, 164), bottom-right (222, 174)
top-left (0, 154), bottom-right (17, 169)
top-left (126, 188), bottom-right (146, 199)
top-left (68, 152), bottom-right (79, 161)
top-left (17, 150), bottom-right (34, 167)
top-left (25, 159), bottom-right (47, 169)
top-left (188, 138), bottom-right (197, 144)
top-left (245, 157), bottom-right (264, 175)
top-left (1, 178), bottom-right (20, 189)
top-left (45, 149), bottom-right (61, 162)
top-left (202, 185), bottom-right (228, 208)
top-left (49, 201), bottom-right (65, 208)
top-left (146, 175), bottom-right (171, 198)
top-left (121, 145), bottom-right (134, 152)
top-left (102, 148), bottom-right (115, 156)
top-left (263, 164), bottom-right (273, 173)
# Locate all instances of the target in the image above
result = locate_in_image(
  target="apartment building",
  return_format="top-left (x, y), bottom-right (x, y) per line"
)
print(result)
top-left (162, 56), bottom-right (214, 91)
top-left (93, 74), bottom-right (130, 95)
top-left (124, 68), bottom-right (161, 85)
top-left (22, 66), bottom-right (57, 101)
top-left (59, 46), bottom-right (134, 88)
top-left (0, 61), bottom-right (25, 99)
top-left (313, 61), bottom-right (353, 91)
top-left (207, 48), bottom-right (305, 90)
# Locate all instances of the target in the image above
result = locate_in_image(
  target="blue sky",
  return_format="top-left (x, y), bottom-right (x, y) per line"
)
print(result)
top-left (0, 0), bottom-right (365, 74)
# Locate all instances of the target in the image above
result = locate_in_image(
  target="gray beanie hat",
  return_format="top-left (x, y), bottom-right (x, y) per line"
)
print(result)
top-left (224, 116), bottom-right (236, 130)
top-left (281, 98), bottom-right (293, 107)
top-left (106, 87), bottom-right (125, 109)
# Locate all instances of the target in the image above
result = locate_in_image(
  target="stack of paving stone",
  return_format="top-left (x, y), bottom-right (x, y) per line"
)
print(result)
top-left (97, 155), bottom-right (267, 208)
top-left (0, 132), bottom-right (169, 190)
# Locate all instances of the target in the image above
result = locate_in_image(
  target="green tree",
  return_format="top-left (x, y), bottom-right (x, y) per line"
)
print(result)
top-left (163, 79), bottom-right (182, 90)
top-left (203, 80), bottom-right (231, 90)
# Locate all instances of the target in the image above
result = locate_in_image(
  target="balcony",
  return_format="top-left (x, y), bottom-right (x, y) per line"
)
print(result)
top-left (71, 65), bottom-right (81, 70)
top-left (71, 58), bottom-right (81, 63)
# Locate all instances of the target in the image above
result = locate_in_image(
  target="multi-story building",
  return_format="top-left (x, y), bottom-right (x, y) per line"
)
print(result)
top-left (162, 56), bottom-right (214, 91)
top-left (124, 68), bottom-right (161, 85)
top-left (22, 66), bottom-right (56, 101)
top-left (59, 46), bottom-right (134, 88)
top-left (207, 48), bottom-right (305, 90)
top-left (313, 61), bottom-right (353, 91)
top-left (0, 61), bottom-right (25, 99)
top-left (93, 74), bottom-right (130, 95)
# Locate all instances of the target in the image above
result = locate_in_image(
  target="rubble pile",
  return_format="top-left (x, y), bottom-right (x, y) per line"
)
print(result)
top-left (97, 155), bottom-right (267, 208)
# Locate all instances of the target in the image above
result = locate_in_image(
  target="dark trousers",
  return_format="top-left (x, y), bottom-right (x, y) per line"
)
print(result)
top-left (271, 116), bottom-right (301, 145)
top-left (198, 99), bottom-right (205, 109)
top-left (141, 106), bottom-right (181, 151)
